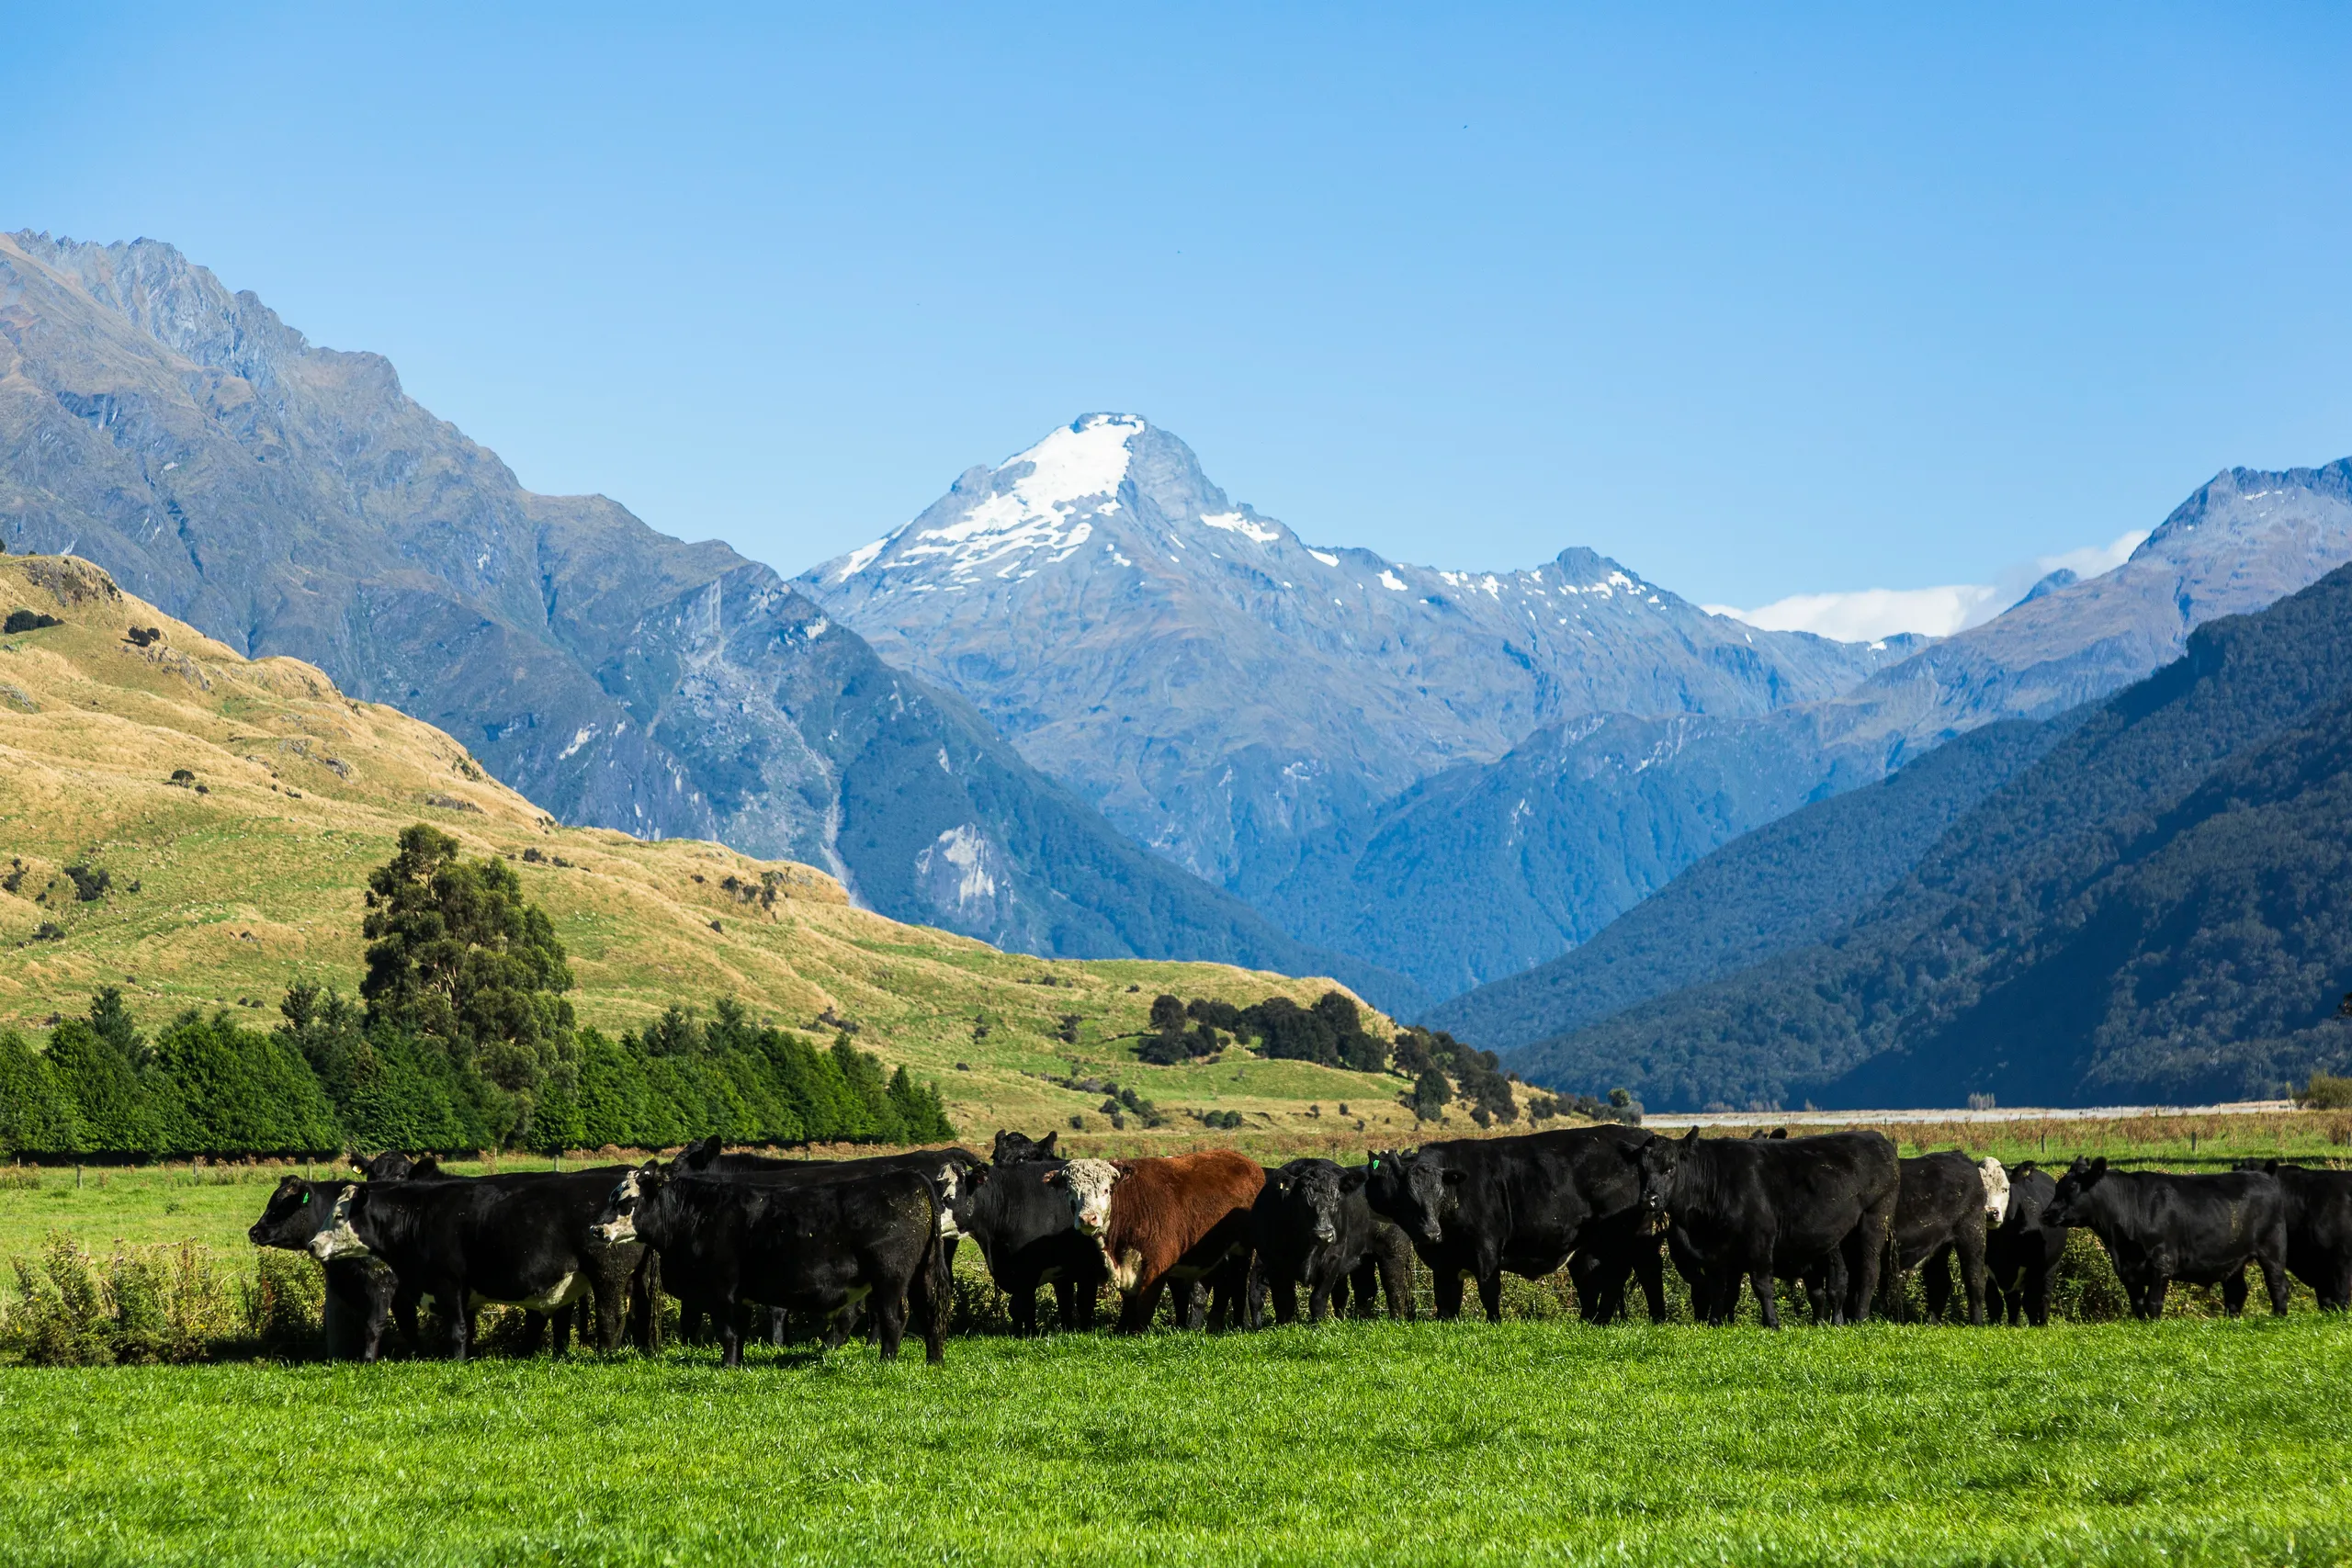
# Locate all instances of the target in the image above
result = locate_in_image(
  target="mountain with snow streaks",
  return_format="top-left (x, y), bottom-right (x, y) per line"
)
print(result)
top-left (0, 233), bottom-right (1398, 998)
top-left (801, 415), bottom-right (1915, 903)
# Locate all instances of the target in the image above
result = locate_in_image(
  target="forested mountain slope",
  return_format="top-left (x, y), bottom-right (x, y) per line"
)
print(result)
top-left (1509, 561), bottom-right (2352, 1109)
top-left (1424, 718), bottom-right (2064, 1051)
top-left (0, 233), bottom-right (1396, 1001)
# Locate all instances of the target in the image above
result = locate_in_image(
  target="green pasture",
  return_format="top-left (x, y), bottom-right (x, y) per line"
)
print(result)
top-left (2, 1320), bottom-right (2347, 1567)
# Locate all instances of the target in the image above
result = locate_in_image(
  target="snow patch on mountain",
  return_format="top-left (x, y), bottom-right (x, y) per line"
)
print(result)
top-left (897, 413), bottom-right (1143, 583)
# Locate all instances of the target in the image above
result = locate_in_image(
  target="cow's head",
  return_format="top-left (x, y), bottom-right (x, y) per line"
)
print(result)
top-left (2041, 1156), bottom-right (2107, 1227)
top-left (1978, 1156), bottom-right (2012, 1224)
top-left (248, 1176), bottom-right (330, 1249)
top-left (353, 1150), bottom-right (415, 1182)
top-left (1044, 1157), bottom-right (1122, 1236)
top-left (304, 1184), bottom-right (369, 1262)
top-left (593, 1161), bottom-right (665, 1247)
top-left (1369, 1151), bottom-right (1462, 1246)
top-left (1636, 1128), bottom-right (1699, 1232)
top-left (677, 1136), bottom-right (725, 1173)
top-left (992, 1129), bottom-right (1057, 1166)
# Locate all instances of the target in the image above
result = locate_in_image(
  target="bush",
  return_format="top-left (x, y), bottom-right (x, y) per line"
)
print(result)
top-left (4, 608), bottom-right (62, 634)
top-left (2301, 1072), bottom-right (2352, 1111)
top-left (0, 1237), bottom-right (252, 1366)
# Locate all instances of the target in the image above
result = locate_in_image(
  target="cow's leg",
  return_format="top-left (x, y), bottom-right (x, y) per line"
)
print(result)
top-left (1634, 1238), bottom-right (1667, 1325)
top-left (1046, 1277), bottom-right (1071, 1333)
top-left (1921, 1246), bottom-right (1955, 1325)
top-left (1244, 1259), bottom-right (1269, 1329)
top-left (2140, 1278), bottom-right (2170, 1321)
top-left (1846, 1211), bottom-right (1887, 1325)
top-left (1750, 1251), bottom-right (1781, 1329)
top-left (1350, 1258), bottom-right (1379, 1320)
top-left (1433, 1269), bottom-right (1464, 1321)
top-left (1011, 1275), bottom-right (1040, 1337)
top-left (518, 1310), bottom-right (548, 1356)
top-left (1379, 1245), bottom-right (1415, 1323)
top-left (2322, 1261), bottom-right (2352, 1314)
top-left (1567, 1251), bottom-right (1611, 1325)
top-left (1120, 1280), bottom-right (1163, 1335)
top-left (1073, 1279), bottom-right (1099, 1331)
top-left (874, 1292), bottom-right (908, 1363)
top-left (1476, 1270), bottom-right (1503, 1325)
top-left (912, 1259), bottom-right (946, 1366)
top-left (1307, 1277), bottom-right (1335, 1325)
top-left (2221, 1267), bottom-right (2247, 1317)
top-left (768, 1307), bottom-right (788, 1348)
top-left (2259, 1256), bottom-right (2290, 1316)
top-left (551, 1305), bottom-right (573, 1358)
top-left (1958, 1233), bottom-right (1987, 1327)
top-left (718, 1301), bottom-right (744, 1369)
top-left (1272, 1277), bottom-right (1299, 1325)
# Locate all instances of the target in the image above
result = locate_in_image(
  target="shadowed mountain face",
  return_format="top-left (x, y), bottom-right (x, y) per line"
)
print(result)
top-left (798, 414), bottom-right (1917, 903)
top-left (0, 232), bottom-right (1405, 1001)
top-left (1509, 561), bottom-right (2352, 1110)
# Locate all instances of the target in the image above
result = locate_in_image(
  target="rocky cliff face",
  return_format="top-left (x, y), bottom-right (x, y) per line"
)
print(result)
top-left (800, 414), bottom-right (1916, 901)
top-left (0, 232), bottom-right (1396, 998)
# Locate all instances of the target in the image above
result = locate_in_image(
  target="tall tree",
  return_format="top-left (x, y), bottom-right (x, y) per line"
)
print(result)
top-left (361, 824), bottom-right (576, 1141)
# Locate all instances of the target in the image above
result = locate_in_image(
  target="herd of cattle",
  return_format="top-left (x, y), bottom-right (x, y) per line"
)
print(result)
top-left (243, 1123), bottom-right (2352, 1365)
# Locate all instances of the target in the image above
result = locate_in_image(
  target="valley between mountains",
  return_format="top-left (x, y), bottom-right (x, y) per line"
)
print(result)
top-left (7, 230), bottom-right (2352, 1111)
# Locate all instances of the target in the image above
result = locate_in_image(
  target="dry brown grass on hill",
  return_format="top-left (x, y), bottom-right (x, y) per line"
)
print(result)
top-left (0, 553), bottom-right (1473, 1148)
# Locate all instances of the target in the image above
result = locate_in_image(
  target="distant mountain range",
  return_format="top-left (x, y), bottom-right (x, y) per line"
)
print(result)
top-left (808, 416), bottom-right (2352, 1000)
top-left (799, 414), bottom-right (1909, 907)
top-left (0, 232), bottom-right (1397, 1000)
top-left (1508, 554), bottom-right (2352, 1109)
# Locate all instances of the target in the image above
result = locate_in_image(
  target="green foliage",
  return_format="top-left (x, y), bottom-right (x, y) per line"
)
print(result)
top-left (0, 1030), bottom-right (82, 1156)
top-left (2301, 1071), bottom-right (2352, 1110)
top-left (1, 1236), bottom-right (237, 1366)
top-left (361, 824), bottom-right (576, 1137)
top-left (1393, 1026), bottom-right (1517, 1122)
top-left (145, 1013), bottom-right (344, 1156)
top-left (3, 607), bottom-right (62, 634)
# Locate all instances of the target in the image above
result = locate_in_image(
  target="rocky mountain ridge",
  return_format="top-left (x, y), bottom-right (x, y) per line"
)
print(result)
top-left (0, 232), bottom-right (1400, 1000)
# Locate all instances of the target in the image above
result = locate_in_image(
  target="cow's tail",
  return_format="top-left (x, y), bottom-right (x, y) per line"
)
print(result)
top-left (910, 1178), bottom-right (951, 1361)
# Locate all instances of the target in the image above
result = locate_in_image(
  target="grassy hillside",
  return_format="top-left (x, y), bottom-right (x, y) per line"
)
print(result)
top-left (0, 553), bottom-right (1419, 1147)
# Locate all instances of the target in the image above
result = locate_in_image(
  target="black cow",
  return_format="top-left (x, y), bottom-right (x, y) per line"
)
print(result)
top-left (2235, 1160), bottom-right (2352, 1312)
top-left (1364, 1127), bottom-right (1664, 1324)
top-left (594, 1164), bottom-right (945, 1365)
top-left (991, 1130), bottom-right (1059, 1164)
top-left (1882, 1151), bottom-right (1996, 1325)
top-left (250, 1177), bottom-right (409, 1359)
top-left (1637, 1127), bottom-right (1899, 1327)
top-left (1249, 1158), bottom-right (1414, 1325)
top-left (1985, 1162), bottom-right (2069, 1325)
top-left (352, 1150), bottom-right (443, 1181)
top-left (2042, 1157), bottom-right (2290, 1318)
top-left (305, 1168), bottom-right (642, 1359)
top-left (949, 1160), bottom-right (1106, 1334)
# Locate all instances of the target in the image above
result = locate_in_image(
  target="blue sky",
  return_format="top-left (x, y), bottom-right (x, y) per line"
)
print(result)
top-left (6, 4), bottom-right (2348, 624)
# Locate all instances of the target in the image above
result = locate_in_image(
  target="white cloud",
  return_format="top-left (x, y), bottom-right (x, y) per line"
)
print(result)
top-left (1705, 530), bottom-right (2151, 643)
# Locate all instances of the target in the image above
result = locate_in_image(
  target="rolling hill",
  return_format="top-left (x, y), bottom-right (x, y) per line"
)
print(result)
top-left (0, 552), bottom-right (1429, 1145)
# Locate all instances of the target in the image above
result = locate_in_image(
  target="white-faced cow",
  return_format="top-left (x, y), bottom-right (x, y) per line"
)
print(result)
top-left (1045, 1150), bottom-right (1262, 1333)
top-left (303, 1168), bottom-right (643, 1360)
top-left (593, 1163), bottom-right (946, 1365)
top-left (1637, 1127), bottom-right (1899, 1327)
top-left (1881, 1150), bottom-right (1998, 1325)
top-left (1364, 1127), bottom-right (1664, 1324)
top-left (2042, 1156), bottom-right (2290, 1318)
top-left (948, 1159), bottom-right (1106, 1335)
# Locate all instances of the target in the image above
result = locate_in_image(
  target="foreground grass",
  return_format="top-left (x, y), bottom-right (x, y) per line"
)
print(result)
top-left (2, 1320), bottom-right (2347, 1566)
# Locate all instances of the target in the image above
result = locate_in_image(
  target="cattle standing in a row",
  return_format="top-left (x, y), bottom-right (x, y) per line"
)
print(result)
top-left (1250, 1158), bottom-right (1414, 1325)
top-left (2041, 1157), bottom-right (2290, 1319)
top-left (1638, 1128), bottom-right (1899, 1327)
top-left (593, 1163), bottom-right (947, 1365)
top-left (1364, 1126), bottom-right (1664, 1324)
top-left (1046, 1150), bottom-right (1261, 1333)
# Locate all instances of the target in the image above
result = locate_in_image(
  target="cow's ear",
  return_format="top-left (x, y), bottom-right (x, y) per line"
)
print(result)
top-left (1681, 1127), bottom-right (1701, 1145)
top-left (1036, 1131), bottom-right (1058, 1156)
top-left (1340, 1168), bottom-right (1368, 1193)
top-left (2090, 1157), bottom-right (2108, 1174)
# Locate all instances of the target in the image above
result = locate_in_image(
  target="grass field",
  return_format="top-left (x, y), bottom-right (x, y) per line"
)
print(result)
top-left (2, 1320), bottom-right (2347, 1566)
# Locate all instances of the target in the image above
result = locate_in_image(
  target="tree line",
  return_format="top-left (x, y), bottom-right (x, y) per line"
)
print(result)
top-left (0, 825), bottom-right (951, 1159)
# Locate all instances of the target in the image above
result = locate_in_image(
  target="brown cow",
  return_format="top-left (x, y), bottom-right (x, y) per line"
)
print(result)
top-left (1048, 1151), bottom-right (1263, 1333)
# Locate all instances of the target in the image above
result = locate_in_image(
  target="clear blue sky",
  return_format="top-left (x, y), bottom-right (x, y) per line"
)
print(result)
top-left (6, 3), bottom-right (2348, 608)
